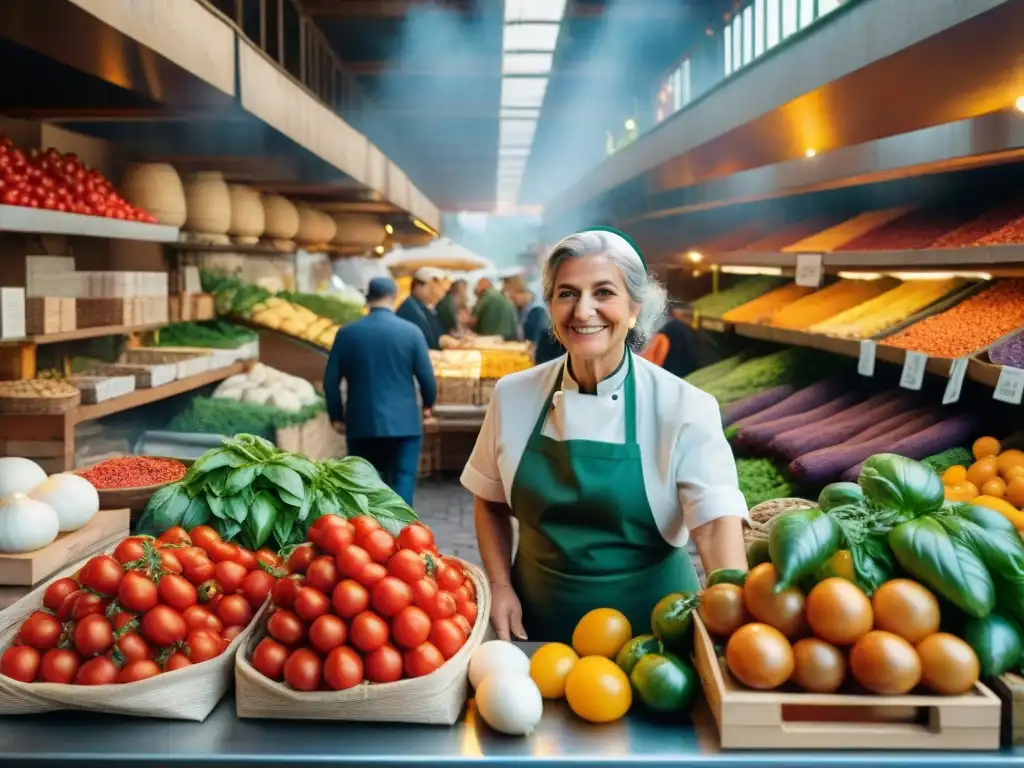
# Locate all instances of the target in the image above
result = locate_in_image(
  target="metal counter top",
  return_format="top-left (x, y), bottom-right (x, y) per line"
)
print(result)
top-left (2, 693), bottom-right (1024, 768)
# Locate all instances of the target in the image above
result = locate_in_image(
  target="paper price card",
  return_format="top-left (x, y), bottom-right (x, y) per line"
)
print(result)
top-left (994, 366), bottom-right (1024, 405)
top-left (899, 351), bottom-right (928, 391)
top-left (857, 340), bottom-right (877, 377)
top-left (942, 358), bottom-right (968, 405)
top-left (795, 254), bottom-right (824, 287)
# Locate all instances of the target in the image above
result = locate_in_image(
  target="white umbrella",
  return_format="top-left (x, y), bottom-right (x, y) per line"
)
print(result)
top-left (384, 238), bottom-right (494, 273)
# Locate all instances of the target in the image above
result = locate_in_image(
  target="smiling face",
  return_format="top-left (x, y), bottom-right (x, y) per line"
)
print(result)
top-left (549, 253), bottom-right (637, 362)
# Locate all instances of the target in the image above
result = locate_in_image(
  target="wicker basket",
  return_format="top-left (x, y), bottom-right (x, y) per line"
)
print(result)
top-left (744, 497), bottom-right (817, 543)
top-left (0, 548), bottom-right (256, 720)
top-left (235, 559), bottom-right (489, 724)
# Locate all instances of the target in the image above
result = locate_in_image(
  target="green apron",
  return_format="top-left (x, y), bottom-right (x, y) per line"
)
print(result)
top-left (509, 351), bottom-right (700, 643)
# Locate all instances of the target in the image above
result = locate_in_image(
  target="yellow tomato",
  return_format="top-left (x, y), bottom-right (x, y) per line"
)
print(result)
top-left (529, 642), bottom-right (579, 699)
top-left (981, 477), bottom-right (1007, 499)
top-left (1004, 465), bottom-right (1024, 485)
top-left (564, 656), bottom-right (632, 723)
top-left (1006, 478), bottom-right (1024, 509)
top-left (820, 550), bottom-right (855, 582)
top-left (971, 495), bottom-right (1024, 529)
top-left (941, 465), bottom-right (967, 485)
top-left (973, 436), bottom-right (1001, 460)
top-left (945, 482), bottom-right (978, 502)
top-left (572, 608), bottom-right (632, 659)
top-left (967, 457), bottom-right (998, 489)
top-left (998, 450), bottom-right (1024, 476)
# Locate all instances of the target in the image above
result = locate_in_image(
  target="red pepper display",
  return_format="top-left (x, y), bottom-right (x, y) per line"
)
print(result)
top-left (80, 457), bottom-right (187, 490)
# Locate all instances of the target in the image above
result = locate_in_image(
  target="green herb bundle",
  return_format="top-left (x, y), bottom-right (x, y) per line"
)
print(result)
top-left (152, 321), bottom-right (257, 350)
top-left (166, 397), bottom-right (324, 441)
top-left (138, 434), bottom-right (417, 551)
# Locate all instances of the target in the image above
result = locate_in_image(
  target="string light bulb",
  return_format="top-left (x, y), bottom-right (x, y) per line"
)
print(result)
top-left (805, 148), bottom-right (817, 158)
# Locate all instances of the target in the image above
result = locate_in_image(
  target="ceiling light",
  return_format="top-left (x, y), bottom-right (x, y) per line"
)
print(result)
top-left (837, 271), bottom-right (882, 280)
top-left (686, 250), bottom-right (703, 263)
top-left (502, 23), bottom-right (560, 52)
top-left (502, 52), bottom-right (553, 75)
top-left (624, 118), bottom-right (636, 131)
top-left (888, 270), bottom-right (992, 281)
top-left (1016, 96), bottom-right (1024, 113)
top-left (384, 224), bottom-right (394, 235)
top-left (374, 245), bottom-right (384, 254)
top-left (805, 148), bottom-right (817, 158)
top-left (721, 266), bottom-right (784, 276)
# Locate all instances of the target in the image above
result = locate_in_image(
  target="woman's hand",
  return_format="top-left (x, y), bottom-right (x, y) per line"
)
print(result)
top-left (489, 582), bottom-right (527, 641)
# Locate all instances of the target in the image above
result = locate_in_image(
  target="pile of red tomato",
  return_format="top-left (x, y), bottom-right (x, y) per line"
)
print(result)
top-left (250, 515), bottom-right (478, 692)
top-left (0, 525), bottom-right (280, 686)
top-left (0, 138), bottom-right (157, 222)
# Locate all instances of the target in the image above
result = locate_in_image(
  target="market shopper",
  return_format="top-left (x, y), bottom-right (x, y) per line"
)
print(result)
top-left (325, 276), bottom-right (436, 506)
top-left (436, 278), bottom-right (468, 335)
top-left (396, 267), bottom-right (447, 350)
top-left (641, 303), bottom-right (704, 378)
top-left (461, 229), bottom-right (748, 642)
top-left (472, 277), bottom-right (519, 341)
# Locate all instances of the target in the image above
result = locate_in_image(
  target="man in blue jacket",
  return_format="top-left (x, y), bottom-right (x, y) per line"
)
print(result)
top-left (324, 277), bottom-right (437, 506)
top-left (396, 267), bottom-right (446, 350)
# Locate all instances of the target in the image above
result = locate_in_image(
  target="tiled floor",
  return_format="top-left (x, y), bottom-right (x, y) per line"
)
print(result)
top-left (413, 473), bottom-right (482, 566)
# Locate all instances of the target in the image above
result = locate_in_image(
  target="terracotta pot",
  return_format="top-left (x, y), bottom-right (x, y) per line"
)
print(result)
top-left (121, 163), bottom-right (187, 227)
top-left (184, 172), bottom-right (231, 235)
top-left (263, 195), bottom-right (300, 240)
top-left (228, 185), bottom-right (265, 244)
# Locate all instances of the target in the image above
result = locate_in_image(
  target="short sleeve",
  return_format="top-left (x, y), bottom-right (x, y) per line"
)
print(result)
top-left (675, 395), bottom-right (748, 531)
top-left (460, 391), bottom-right (506, 503)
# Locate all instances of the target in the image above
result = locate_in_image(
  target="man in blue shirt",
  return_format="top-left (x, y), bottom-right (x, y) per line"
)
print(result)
top-left (396, 267), bottom-right (446, 350)
top-left (324, 277), bottom-right (437, 506)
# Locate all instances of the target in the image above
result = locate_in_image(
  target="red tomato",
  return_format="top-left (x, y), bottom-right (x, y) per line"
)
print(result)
top-left (371, 576), bottom-right (413, 618)
top-left (223, 624), bottom-right (243, 643)
top-left (305, 556), bottom-right (339, 594)
top-left (1, 645), bottom-right (40, 682)
top-left (19, 611), bottom-right (62, 650)
top-left (318, 524), bottom-right (355, 557)
top-left (283, 648), bottom-right (322, 692)
top-left (424, 590), bottom-right (457, 621)
top-left (186, 629), bottom-right (224, 663)
top-left (116, 632), bottom-right (153, 663)
top-left (232, 547), bottom-right (258, 572)
top-left (216, 594), bottom-right (254, 628)
top-left (183, 557), bottom-right (215, 586)
top-left (214, 560), bottom-right (248, 594)
top-left (141, 605), bottom-right (187, 646)
top-left (43, 577), bottom-right (79, 612)
top-left (241, 569), bottom-right (276, 610)
top-left (397, 523), bottom-right (435, 554)
top-left (459, 601), bottom-right (478, 626)
top-left (294, 587), bottom-right (330, 622)
top-left (453, 584), bottom-right (472, 608)
top-left (323, 646), bottom-right (363, 691)
top-left (357, 562), bottom-right (388, 588)
top-left (287, 543), bottom-right (316, 574)
top-left (73, 614), bottom-right (114, 657)
top-left (118, 659), bottom-right (161, 683)
top-left (75, 656), bottom-right (118, 685)
top-left (430, 618), bottom-right (468, 660)
top-left (392, 606), bottom-right (432, 649)
top-left (351, 515), bottom-right (382, 542)
top-left (164, 651), bottom-right (193, 671)
top-left (158, 573), bottom-right (198, 612)
top-left (113, 536), bottom-right (148, 564)
top-left (389, 549), bottom-right (427, 584)
top-left (331, 579), bottom-right (369, 618)
top-left (182, 605), bottom-right (222, 633)
top-left (453, 614), bottom-right (473, 638)
top-left (256, 548), bottom-right (284, 571)
top-left (462, 578), bottom-right (476, 601)
top-left (157, 549), bottom-right (183, 574)
top-left (364, 643), bottom-right (404, 683)
top-left (70, 592), bottom-right (107, 621)
top-left (251, 637), bottom-right (289, 681)
top-left (157, 526), bottom-right (191, 546)
top-left (337, 545), bottom-right (371, 578)
top-left (189, 525), bottom-right (221, 553)
top-left (271, 575), bottom-right (303, 609)
top-left (40, 648), bottom-right (80, 684)
top-left (176, 546), bottom-right (209, 568)
top-left (111, 610), bottom-right (137, 631)
top-left (309, 614), bottom-right (347, 654)
top-left (435, 565), bottom-right (464, 593)
top-left (349, 611), bottom-right (389, 652)
top-left (267, 609), bottom-right (306, 646)
top-left (118, 571), bottom-right (159, 613)
top-left (362, 528), bottom-right (396, 563)
top-left (78, 555), bottom-right (124, 596)
top-left (208, 540), bottom-right (239, 564)
top-left (412, 578), bottom-right (439, 611)
top-left (404, 642), bottom-right (445, 678)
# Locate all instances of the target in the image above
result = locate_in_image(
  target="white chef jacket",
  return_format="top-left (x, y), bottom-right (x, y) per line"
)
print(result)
top-left (460, 353), bottom-right (749, 547)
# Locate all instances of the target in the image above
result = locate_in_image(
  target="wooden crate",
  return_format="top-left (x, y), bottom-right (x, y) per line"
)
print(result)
top-left (693, 615), bottom-right (1000, 751)
top-left (991, 673), bottom-right (1024, 745)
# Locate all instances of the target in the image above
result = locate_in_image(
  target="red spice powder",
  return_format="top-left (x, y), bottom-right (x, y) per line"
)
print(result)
top-left (80, 456), bottom-right (187, 489)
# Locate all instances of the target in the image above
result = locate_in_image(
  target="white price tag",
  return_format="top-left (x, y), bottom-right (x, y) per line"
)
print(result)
top-left (857, 340), bottom-right (877, 377)
top-left (899, 351), bottom-right (928, 391)
top-left (942, 357), bottom-right (968, 404)
top-left (795, 253), bottom-right (824, 287)
top-left (994, 366), bottom-right (1024, 405)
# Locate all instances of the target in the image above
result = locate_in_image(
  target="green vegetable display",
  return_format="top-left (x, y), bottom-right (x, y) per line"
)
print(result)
top-left (138, 434), bottom-right (416, 550)
top-left (962, 613), bottom-right (1023, 676)
top-left (684, 352), bottom-right (752, 390)
top-left (167, 397), bottom-right (324, 441)
top-left (690, 276), bottom-right (785, 318)
top-left (151, 321), bottom-right (256, 349)
top-left (922, 447), bottom-right (973, 475)
top-left (701, 348), bottom-right (831, 406)
top-left (736, 458), bottom-right (795, 508)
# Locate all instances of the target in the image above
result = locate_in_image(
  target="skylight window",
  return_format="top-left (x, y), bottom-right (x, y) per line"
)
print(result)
top-left (499, 118), bottom-right (537, 146)
top-left (500, 77), bottom-right (548, 108)
top-left (503, 23), bottom-right (560, 52)
top-left (504, 0), bottom-right (567, 23)
top-left (502, 52), bottom-right (554, 76)
top-left (499, 107), bottom-right (541, 120)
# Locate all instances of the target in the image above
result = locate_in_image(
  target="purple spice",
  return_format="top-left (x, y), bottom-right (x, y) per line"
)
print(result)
top-left (989, 331), bottom-right (1024, 369)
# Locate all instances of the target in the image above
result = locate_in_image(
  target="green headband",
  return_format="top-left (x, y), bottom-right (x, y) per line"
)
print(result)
top-left (582, 226), bottom-right (647, 270)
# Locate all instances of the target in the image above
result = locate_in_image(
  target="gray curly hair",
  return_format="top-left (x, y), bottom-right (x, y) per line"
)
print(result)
top-left (541, 230), bottom-right (668, 348)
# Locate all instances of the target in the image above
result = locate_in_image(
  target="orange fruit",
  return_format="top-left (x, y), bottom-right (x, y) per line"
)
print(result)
top-left (806, 577), bottom-right (873, 646)
top-left (973, 436), bottom-right (1001, 460)
top-left (942, 465), bottom-right (967, 485)
top-left (572, 608), bottom-right (632, 659)
top-left (1005, 478), bottom-right (1024, 509)
top-left (564, 656), bottom-right (631, 723)
top-left (529, 642), bottom-right (579, 699)
top-left (872, 579), bottom-right (940, 644)
top-left (966, 457), bottom-right (998, 488)
top-left (998, 449), bottom-right (1024, 476)
top-left (981, 477), bottom-right (1007, 499)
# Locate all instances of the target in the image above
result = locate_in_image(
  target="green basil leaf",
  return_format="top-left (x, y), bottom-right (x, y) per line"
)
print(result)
top-left (849, 533), bottom-right (894, 596)
top-left (149, 485), bottom-right (191, 532)
top-left (226, 496), bottom-right (249, 524)
top-left (225, 465), bottom-right (259, 495)
top-left (336, 488), bottom-right (369, 516)
top-left (273, 513), bottom-right (295, 549)
top-left (247, 492), bottom-right (279, 550)
top-left (260, 464), bottom-right (306, 500)
top-left (214, 518), bottom-right (242, 541)
top-left (189, 447), bottom-right (244, 476)
top-left (315, 490), bottom-right (341, 518)
top-left (956, 502), bottom-right (1019, 537)
top-left (278, 453), bottom-right (318, 480)
top-left (274, 488), bottom-right (306, 508)
top-left (332, 456), bottom-right (389, 492)
top-left (181, 495), bottom-right (211, 530)
top-left (145, 483), bottom-right (180, 513)
top-left (817, 482), bottom-right (865, 513)
top-left (206, 494), bottom-right (227, 520)
top-left (768, 507), bottom-right (842, 591)
top-left (297, 490), bottom-right (313, 523)
top-left (858, 454), bottom-right (944, 523)
top-left (889, 517), bottom-right (995, 618)
top-left (204, 467), bottom-right (231, 497)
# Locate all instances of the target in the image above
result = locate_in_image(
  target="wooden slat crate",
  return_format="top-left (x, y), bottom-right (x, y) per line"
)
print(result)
top-left (991, 673), bottom-right (1024, 745)
top-left (693, 615), bottom-right (1000, 751)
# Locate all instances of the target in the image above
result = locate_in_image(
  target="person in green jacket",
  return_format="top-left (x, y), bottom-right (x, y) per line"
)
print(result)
top-left (472, 278), bottom-right (519, 341)
top-left (436, 278), bottom-right (468, 335)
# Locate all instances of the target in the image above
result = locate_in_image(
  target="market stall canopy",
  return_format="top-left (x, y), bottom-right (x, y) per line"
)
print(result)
top-left (384, 239), bottom-right (493, 274)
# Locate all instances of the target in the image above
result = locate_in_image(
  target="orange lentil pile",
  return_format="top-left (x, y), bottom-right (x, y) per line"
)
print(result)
top-left (883, 279), bottom-right (1024, 358)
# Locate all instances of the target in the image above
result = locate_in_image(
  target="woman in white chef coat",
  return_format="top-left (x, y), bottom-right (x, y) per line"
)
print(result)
top-left (460, 228), bottom-right (749, 643)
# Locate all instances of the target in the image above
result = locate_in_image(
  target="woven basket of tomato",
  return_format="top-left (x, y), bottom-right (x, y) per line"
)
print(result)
top-left (0, 525), bottom-right (281, 720)
top-left (235, 515), bottom-right (489, 724)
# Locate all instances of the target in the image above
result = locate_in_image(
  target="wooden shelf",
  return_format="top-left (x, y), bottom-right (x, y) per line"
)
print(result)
top-left (71, 361), bottom-right (248, 424)
top-left (0, 322), bottom-right (169, 348)
top-left (0, 205), bottom-right (179, 242)
top-left (697, 244), bottom-right (1024, 272)
top-left (169, 241), bottom-right (297, 256)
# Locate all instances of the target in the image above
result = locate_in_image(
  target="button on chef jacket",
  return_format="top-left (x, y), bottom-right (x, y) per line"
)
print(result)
top-left (461, 354), bottom-right (749, 548)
